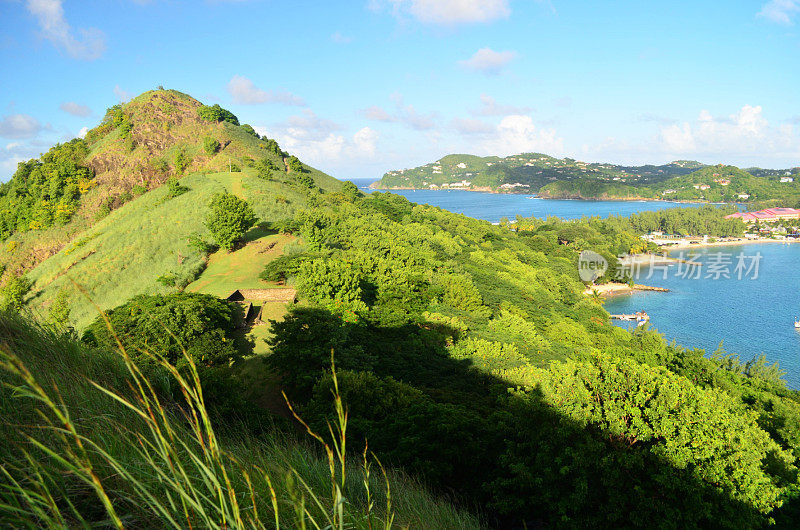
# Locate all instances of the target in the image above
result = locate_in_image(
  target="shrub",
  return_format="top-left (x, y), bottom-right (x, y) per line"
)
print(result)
top-left (82, 292), bottom-right (241, 367)
top-left (131, 184), bottom-right (147, 197)
top-left (203, 137), bottom-right (220, 155)
top-left (47, 289), bottom-right (71, 327)
top-left (165, 177), bottom-right (189, 198)
top-left (198, 104), bottom-right (239, 125)
top-left (288, 155), bottom-right (304, 173)
top-left (187, 234), bottom-right (218, 255)
top-left (174, 149), bottom-right (191, 174)
top-left (297, 173), bottom-right (315, 188)
top-left (0, 275), bottom-right (31, 312)
top-left (150, 157), bottom-right (169, 173)
top-left (241, 124), bottom-right (259, 138)
top-left (263, 138), bottom-right (282, 156)
top-left (204, 193), bottom-right (257, 251)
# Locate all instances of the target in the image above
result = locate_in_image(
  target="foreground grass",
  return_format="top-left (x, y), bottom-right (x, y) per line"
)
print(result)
top-left (0, 313), bottom-right (483, 528)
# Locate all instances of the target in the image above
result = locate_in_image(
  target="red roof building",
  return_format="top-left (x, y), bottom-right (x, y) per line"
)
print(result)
top-left (726, 208), bottom-right (800, 223)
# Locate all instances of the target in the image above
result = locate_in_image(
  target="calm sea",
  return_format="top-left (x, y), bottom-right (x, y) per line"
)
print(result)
top-left (350, 179), bottom-right (701, 223)
top-left (349, 178), bottom-right (800, 387)
top-left (603, 244), bottom-right (800, 388)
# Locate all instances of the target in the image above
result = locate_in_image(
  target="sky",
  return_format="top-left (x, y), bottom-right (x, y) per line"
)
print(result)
top-left (0, 0), bottom-right (799, 181)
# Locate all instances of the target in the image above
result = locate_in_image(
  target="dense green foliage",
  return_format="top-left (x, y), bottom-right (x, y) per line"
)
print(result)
top-left (0, 274), bottom-right (31, 311)
top-left (82, 292), bottom-right (240, 367)
top-left (204, 192), bottom-right (257, 250)
top-left (198, 103), bottom-right (239, 125)
top-left (0, 139), bottom-right (94, 239)
top-left (240, 123), bottom-right (259, 137)
top-left (203, 136), bottom-right (220, 155)
top-left (605, 204), bottom-right (745, 236)
top-left (263, 191), bottom-right (800, 527)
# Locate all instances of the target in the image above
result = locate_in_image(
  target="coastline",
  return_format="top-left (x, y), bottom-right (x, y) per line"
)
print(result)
top-left (370, 185), bottom-right (713, 204)
top-left (584, 282), bottom-right (670, 297)
top-left (664, 237), bottom-right (800, 250)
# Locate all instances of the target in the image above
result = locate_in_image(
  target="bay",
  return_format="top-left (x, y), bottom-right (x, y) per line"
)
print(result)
top-left (351, 179), bottom-right (702, 223)
top-left (603, 243), bottom-right (800, 388)
top-left (350, 179), bottom-right (799, 387)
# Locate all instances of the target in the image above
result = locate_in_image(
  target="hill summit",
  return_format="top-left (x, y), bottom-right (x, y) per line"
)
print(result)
top-left (0, 88), bottom-right (342, 326)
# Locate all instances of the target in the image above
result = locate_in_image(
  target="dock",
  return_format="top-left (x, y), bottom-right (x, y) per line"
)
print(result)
top-left (610, 311), bottom-right (650, 326)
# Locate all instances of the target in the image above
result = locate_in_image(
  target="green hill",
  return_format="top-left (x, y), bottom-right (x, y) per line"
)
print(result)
top-left (1, 89), bottom-right (343, 329)
top-left (0, 89), bottom-right (341, 279)
top-left (374, 153), bottom-right (703, 193)
top-left (376, 153), bottom-right (800, 204)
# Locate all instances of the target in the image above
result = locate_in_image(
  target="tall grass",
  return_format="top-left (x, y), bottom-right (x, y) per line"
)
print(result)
top-left (0, 313), bottom-right (482, 528)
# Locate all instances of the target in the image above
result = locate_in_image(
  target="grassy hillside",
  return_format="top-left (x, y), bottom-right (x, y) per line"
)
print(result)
top-left (0, 88), bottom-right (341, 280)
top-left (0, 312), bottom-right (483, 528)
top-left (25, 168), bottom-right (317, 329)
top-left (3, 88), bottom-right (345, 330)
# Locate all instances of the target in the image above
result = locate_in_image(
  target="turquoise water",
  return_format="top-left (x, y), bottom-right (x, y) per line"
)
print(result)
top-left (604, 243), bottom-right (800, 387)
top-left (351, 179), bottom-right (701, 223)
top-left (350, 179), bottom-right (799, 387)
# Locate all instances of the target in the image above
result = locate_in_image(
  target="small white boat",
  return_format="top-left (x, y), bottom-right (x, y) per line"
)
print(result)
top-left (795, 319), bottom-right (800, 329)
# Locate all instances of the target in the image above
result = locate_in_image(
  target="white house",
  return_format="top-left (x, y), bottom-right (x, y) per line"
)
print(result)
top-left (781, 177), bottom-right (794, 183)
top-left (456, 162), bottom-right (467, 169)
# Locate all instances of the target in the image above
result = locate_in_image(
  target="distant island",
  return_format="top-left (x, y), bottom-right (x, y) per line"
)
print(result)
top-left (372, 152), bottom-right (800, 205)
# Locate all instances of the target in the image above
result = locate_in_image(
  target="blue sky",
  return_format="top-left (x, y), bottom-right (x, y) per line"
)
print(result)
top-left (1, 0), bottom-right (798, 180)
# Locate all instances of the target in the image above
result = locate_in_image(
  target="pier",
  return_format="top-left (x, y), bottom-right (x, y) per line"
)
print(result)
top-left (610, 311), bottom-right (650, 326)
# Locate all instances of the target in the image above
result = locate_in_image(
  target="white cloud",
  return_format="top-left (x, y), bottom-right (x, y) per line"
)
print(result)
top-left (757, 0), bottom-right (799, 24)
top-left (658, 105), bottom-right (799, 161)
top-left (471, 94), bottom-right (530, 116)
top-left (380, 0), bottom-right (511, 25)
top-left (227, 75), bottom-right (306, 106)
top-left (480, 115), bottom-right (563, 156)
top-left (114, 85), bottom-right (132, 102)
top-left (0, 114), bottom-right (43, 139)
top-left (353, 127), bottom-right (379, 156)
top-left (459, 48), bottom-right (516, 75)
top-left (282, 109), bottom-right (341, 140)
top-left (450, 116), bottom-right (494, 134)
top-left (59, 101), bottom-right (91, 117)
top-left (398, 103), bottom-right (436, 130)
top-left (361, 96), bottom-right (437, 130)
top-left (331, 31), bottom-right (352, 43)
top-left (264, 115), bottom-right (381, 171)
top-left (78, 126), bottom-right (89, 138)
top-left (362, 105), bottom-right (395, 122)
top-left (25, 0), bottom-right (106, 60)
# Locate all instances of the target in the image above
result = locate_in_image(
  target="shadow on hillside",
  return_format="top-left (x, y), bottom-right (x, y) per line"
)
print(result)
top-left (243, 222), bottom-right (278, 243)
top-left (265, 306), bottom-right (779, 528)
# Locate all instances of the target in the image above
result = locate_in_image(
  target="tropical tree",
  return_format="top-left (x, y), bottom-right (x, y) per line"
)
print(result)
top-left (204, 193), bottom-right (257, 251)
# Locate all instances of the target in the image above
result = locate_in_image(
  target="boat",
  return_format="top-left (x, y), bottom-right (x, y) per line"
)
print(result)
top-left (795, 318), bottom-right (800, 329)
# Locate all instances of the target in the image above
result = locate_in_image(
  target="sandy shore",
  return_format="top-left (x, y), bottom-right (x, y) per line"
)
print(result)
top-left (663, 237), bottom-right (799, 250)
top-left (584, 282), bottom-right (669, 297)
top-left (620, 254), bottom-right (680, 265)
